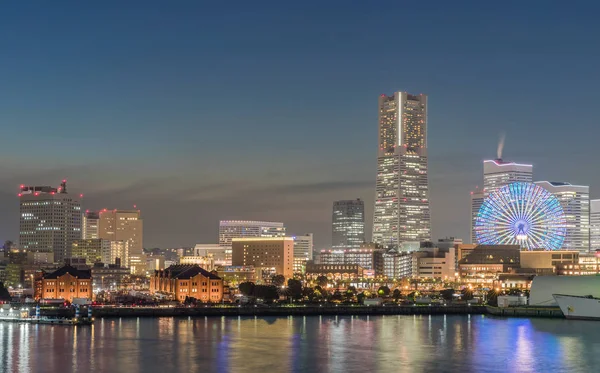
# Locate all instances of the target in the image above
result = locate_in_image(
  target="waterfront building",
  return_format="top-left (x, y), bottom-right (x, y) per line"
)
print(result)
top-left (231, 237), bottom-right (294, 279)
top-left (332, 200), bottom-right (365, 250)
top-left (19, 181), bottom-right (82, 263)
top-left (319, 245), bottom-right (384, 275)
top-left (520, 250), bottom-right (579, 274)
top-left (535, 181), bottom-right (590, 252)
top-left (215, 266), bottom-right (257, 285)
top-left (193, 244), bottom-right (230, 266)
top-left (71, 239), bottom-right (110, 265)
top-left (150, 264), bottom-right (224, 303)
top-left (416, 247), bottom-right (456, 280)
top-left (292, 233), bottom-right (313, 273)
top-left (304, 263), bottom-right (365, 281)
top-left (90, 263), bottom-right (131, 291)
top-left (458, 245), bottom-right (521, 285)
top-left (36, 265), bottom-right (92, 302)
top-left (382, 249), bottom-right (420, 279)
top-left (373, 92), bottom-right (431, 249)
top-left (98, 209), bottom-right (143, 273)
top-left (82, 211), bottom-right (99, 239)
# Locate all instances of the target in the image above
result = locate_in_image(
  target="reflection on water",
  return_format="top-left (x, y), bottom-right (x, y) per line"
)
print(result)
top-left (1, 315), bottom-right (600, 373)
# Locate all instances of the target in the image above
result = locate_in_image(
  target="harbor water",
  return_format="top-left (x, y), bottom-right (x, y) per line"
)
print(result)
top-left (1, 315), bottom-right (600, 373)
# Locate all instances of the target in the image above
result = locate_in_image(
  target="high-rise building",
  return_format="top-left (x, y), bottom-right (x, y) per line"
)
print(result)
top-left (483, 159), bottom-right (533, 196)
top-left (98, 209), bottom-right (143, 255)
top-left (82, 211), bottom-right (100, 239)
top-left (231, 237), bottom-right (294, 279)
top-left (591, 200), bottom-right (600, 252)
top-left (292, 233), bottom-right (313, 273)
top-left (101, 240), bottom-right (130, 267)
top-left (71, 238), bottom-right (111, 265)
top-left (332, 199), bottom-right (365, 250)
top-left (470, 187), bottom-right (485, 244)
top-left (18, 181), bottom-right (82, 263)
top-left (471, 159), bottom-right (533, 244)
top-left (219, 221), bottom-right (285, 246)
top-left (373, 92), bottom-right (430, 249)
top-left (535, 181), bottom-right (590, 252)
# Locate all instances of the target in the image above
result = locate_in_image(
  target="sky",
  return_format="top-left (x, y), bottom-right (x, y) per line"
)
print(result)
top-left (1, 1), bottom-right (599, 249)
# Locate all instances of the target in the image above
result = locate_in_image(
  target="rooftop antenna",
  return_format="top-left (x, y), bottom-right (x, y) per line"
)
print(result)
top-left (60, 179), bottom-right (67, 194)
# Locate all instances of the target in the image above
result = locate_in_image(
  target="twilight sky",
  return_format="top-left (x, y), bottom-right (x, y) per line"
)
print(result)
top-left (1, 1), bottom-right (599, 249)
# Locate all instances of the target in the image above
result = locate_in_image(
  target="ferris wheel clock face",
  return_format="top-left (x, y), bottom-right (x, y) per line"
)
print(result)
top-left (474, 182), bottom-right (567, 250)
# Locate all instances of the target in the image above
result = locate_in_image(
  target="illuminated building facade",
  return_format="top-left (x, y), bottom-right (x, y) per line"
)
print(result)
top-left (19, 181), bottom-right (82, 263)
top-left (332, 199), bottom-right (365, 250)
top-left (98, 209), bottom-right (143, 273)
top-left (193, 244), bottom-right (230, 266)
top-left (219, 220), bottom-right (286, 246)
top-left (71, 239), bottom-right (111, 265)
top-left (231, 237), bottom-right (294, 279)
top-left (101, 240), bottom-right (129, 267)
top-left (292, 234), bottom-right (313, 273)
top-left (483, 159), bottom-right (533, 196)
top-left (470, 187), bottom-right (484, 244)
top-left (373, 92), bottom-right (430, 249)
top-left (150, 264), bottom-right (224, 303)
top-left (591, 200), bottom-right (600, 251)
top-left (36, 265), bottom-right (92, 302)
top-left (82, 211), bottom-right (99, 239)
top-left (535, 181), bottom-right (590, 252)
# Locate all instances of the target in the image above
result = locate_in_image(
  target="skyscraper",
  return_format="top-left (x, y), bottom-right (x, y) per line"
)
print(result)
top-left (332, 199), bottom-right (365, 250)
top-left (373, 92), bottom-right (430, 249)
top-left (471, 159), bottom-right (533, 244)
top-left (483, 159), bottom-right (533, 196)
top-left (591, 199), bottom-right (600, 252)
top-left (470, 187), bottom-right (485, 244)
top-left (98, 209), bottom-right (143, 270)
top-left (292, 233), bottom-right (314, 273)
top-left (535, 181), bottom-right (590, 252)
top-left (218, 220), bottom-right (286, 246)
top-left (18, 181), bottom-right (82, 263)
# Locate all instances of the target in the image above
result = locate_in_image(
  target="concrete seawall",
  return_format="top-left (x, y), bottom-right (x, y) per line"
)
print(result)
top-left (93, 304), bottom-right (487, 318)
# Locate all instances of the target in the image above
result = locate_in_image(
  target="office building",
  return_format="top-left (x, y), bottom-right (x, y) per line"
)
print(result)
top-left (535, 181), bottom-right (590, 252)
top-left (101, 240), bottom-right (130, 267)
top-left (231, 237), bottom-right (294, 279)
top-left (91, 263), bottom-right (131, 291)
top-left (304, 263), bottom-right (365, 281)
top-left (71, 239), bottom-right (111, 265)
top-left (520, 250), bottom-right (579, 274)
top-left (219, 220), bottom-right (286, 246)
top-left (332, 199), bottom-right (365, 250)
top-left (82, 211), bottom-right (100, 239)
top-left (193, 244), bottom-right (230, 266)
top-left (98, 209), bottom-right (143, 273)
top-left (19, 181), bottom-right (82, 263)
top-left (150, 264), bottom-right (224, 303)
top-left (591, 200), bottom-right (600, 252)
top-left (458, 245), bottom-right (520, 285)
top-left (483, 159), bottom-right (533, 196)
top-left (470, 187), bottom-right (485, 244)
top-left (292, 233), bottom-right (313, 273)
top-left (417, 247), bottom-right (456, 280)
top-left (373, 92), bottom-right (431, 249)
top-left (382, 249), bottom-right (421, 279)
top-left (179, 255), bottom-right (214, 270)
top-left (470, 159), bottom-right (533, 244)
top-left (36, 265), bottom-right (92, 302)
top-left (319, 244), bottom-right (384, 275)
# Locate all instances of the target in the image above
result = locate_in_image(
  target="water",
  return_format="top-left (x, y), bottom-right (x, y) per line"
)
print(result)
top-left (1, 315), bottom-right (600, 373)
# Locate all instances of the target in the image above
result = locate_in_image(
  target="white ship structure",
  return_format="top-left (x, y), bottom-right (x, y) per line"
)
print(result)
top-left (553, 294), bottom-right (600, 320)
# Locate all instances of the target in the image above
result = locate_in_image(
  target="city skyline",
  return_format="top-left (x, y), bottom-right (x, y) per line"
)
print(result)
top-left (1, 3), bottom-right (600, 249)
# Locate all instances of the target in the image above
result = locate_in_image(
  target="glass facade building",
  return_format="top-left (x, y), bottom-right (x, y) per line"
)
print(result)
top-left (332, 199), bottom-right (365, 250)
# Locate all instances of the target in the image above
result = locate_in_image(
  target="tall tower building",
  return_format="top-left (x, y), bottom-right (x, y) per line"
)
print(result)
top-left (218, 221), bottom-right (286, 246)
top-left (483, 159), bottom-right (533, 196)
top-left (332, 199), bottom-right (365, 250)
top-left (373, 92), bottom-right (430, 249)
top-left (471, 159), bottom-right (533, 244)
top-left (470, 187), bottom-right (484, 244)
top-left (535, 181), bottom-right (590, 252)
top-left (590, 199), bottom-right (600, 252)
top-left (98, 209), bottom-right (143, 269)
top-left (82, 211), bottom-right (100, 239)
top-left (18, 181), bottom-right (82, 263)
top-left (292, 233), bottom-right (314, 273)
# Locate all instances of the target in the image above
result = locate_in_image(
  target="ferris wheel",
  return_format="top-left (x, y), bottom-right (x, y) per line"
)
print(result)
top-left (474, 182), bottom-right (567, 250)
